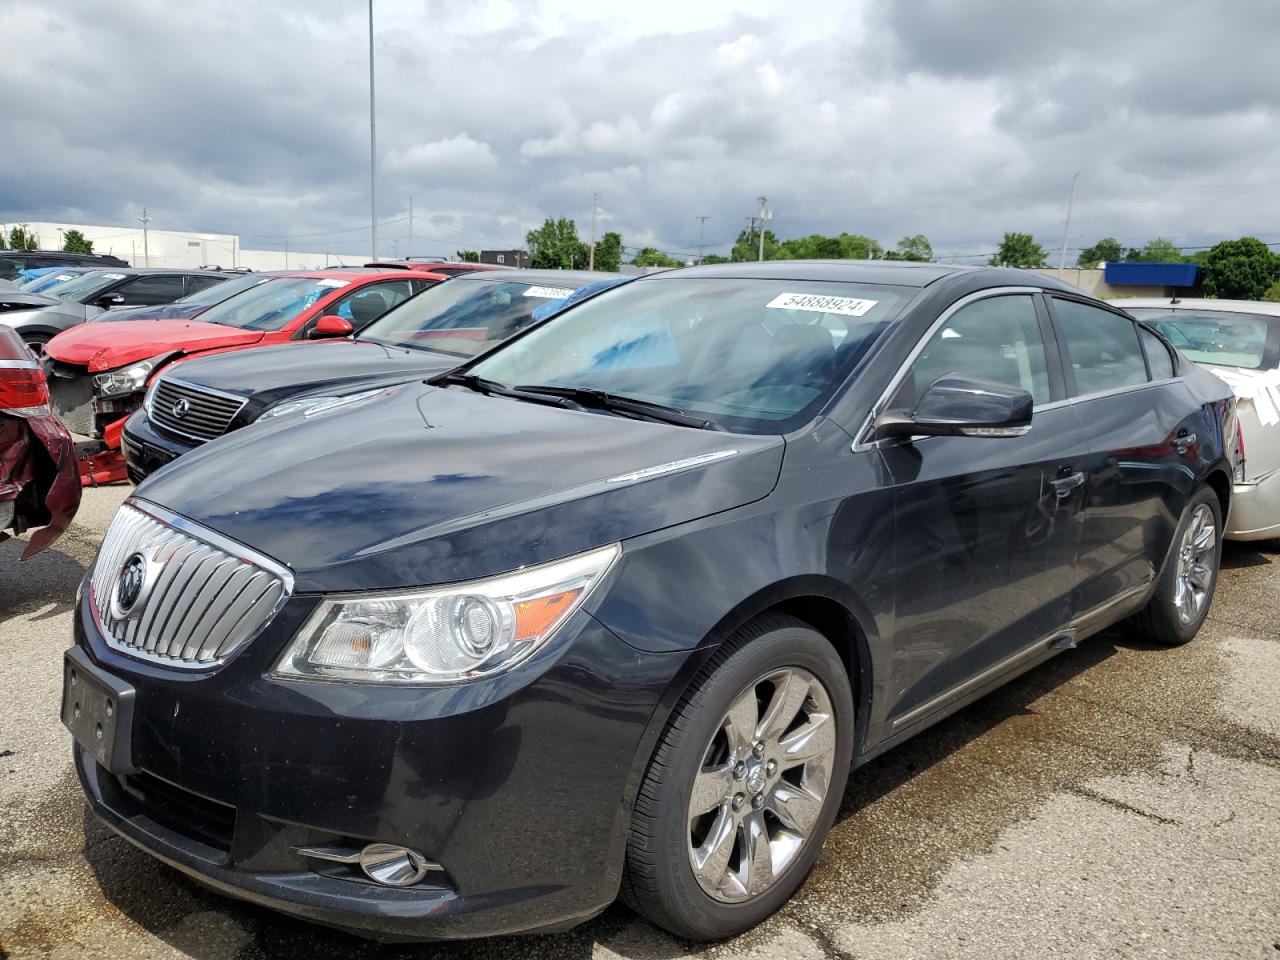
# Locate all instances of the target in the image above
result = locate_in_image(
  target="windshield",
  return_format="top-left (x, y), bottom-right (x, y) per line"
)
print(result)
top-left (47, 271), bottom-right (126, 301)
top-left (1129, 308), bottom-right (1278, 370)
top-left (360, 278), bottom-right (584, 357)
top-left (175, 272), bottom-right (267, 306)
top-left (21, 270), bottom-right (86, 293)
top-left (195, 276), bottom-right (350, 331)
top-left (469, 278), bottom-right (910, 433)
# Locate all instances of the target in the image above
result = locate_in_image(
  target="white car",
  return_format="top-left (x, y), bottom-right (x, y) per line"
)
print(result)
top-left (1119, 298), bottom-right (1280, 544)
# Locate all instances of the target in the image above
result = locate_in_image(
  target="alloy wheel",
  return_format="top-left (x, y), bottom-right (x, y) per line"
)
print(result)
top-left (1174, 503), bottom-right (1216, 624)
top-left (686, 667), bottom-right (837, 903)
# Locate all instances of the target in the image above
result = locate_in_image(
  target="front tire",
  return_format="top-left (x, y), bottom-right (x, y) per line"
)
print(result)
top-left (623, 615), bottom-right (854, 940)
top-left (1129, 486), bottom-right (1223, 645)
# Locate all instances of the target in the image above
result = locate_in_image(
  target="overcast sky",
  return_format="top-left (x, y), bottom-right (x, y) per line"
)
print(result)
top-left (3, 0), bottom-right (1279, 262)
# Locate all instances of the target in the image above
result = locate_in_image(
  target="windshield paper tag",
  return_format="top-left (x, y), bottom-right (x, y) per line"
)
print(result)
top-left (523, 286), bottom-right (574, 299)
top-left (765, 292), bottom-right (878, 317)
top-left (102, 273), bottom-right (126, 280)
top-left (316, 279), bottom-right (351, 288)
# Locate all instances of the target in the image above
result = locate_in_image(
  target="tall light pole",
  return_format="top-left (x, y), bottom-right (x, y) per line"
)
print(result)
top-left (757, 196), bottom-right (771, 262)
top-left (695, 215), bottom-right (710, 262)
top-left (588, 193), bottom-right (599, 271)
top-left (1059, 172), bottom-right (1079, 272)
top-left (368, 0), bottom-right (378, 261)
top-left (137, 207), bottom-right (151, 266)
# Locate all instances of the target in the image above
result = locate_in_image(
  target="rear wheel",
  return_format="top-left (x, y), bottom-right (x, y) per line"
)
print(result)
top-left (21, 334), bottom-right (49, 357)
top-left (623, 615), bottom-right (854, 940)
top-left (1129, 486), bottom-right (1223, 645)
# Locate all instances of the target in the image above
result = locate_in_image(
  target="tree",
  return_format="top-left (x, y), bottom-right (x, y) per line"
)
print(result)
top-left (6, 224), bottom-right (39, 251)
top-left (1200, 237), bottom-right (1280, 300)
top-left (732, 228), bottom-right (779, 262)
top-left (632, 247), bottom-right (681, 268)
top-left (988, 232), bottom-right (1047, 268)
top-left (1264, 280), bottom-right (1280, 303)
top-left (883, 234), bottom-right (933, 262)
top-left (454, 249), bottom-right (479, 263)
top-left (62, 229), bottom-right (93, 254)
top-left (699, 254), bottom-right (731, 264)
top-left (1125, 238), bottom-right (1185, 263)
top-left (525, 218), bottom-right (589, 270)
top-left (594, 231), bottom-right (623, 272)
top-left (1077, 237), bottom-right (1123, 268)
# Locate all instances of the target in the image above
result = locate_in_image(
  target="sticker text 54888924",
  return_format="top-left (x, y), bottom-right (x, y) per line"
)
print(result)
top-left (765, 292), bottom-right (879, 317)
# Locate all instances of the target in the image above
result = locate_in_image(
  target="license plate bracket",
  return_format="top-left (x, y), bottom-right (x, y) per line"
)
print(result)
top-left (61, 646), bottom-right (137, 775)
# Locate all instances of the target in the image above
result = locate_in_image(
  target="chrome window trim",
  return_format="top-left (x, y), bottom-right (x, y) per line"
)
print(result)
top-left (89, 497), bottom-right (295, 671)
top-left (850, 287), bottom-right (1044, 452)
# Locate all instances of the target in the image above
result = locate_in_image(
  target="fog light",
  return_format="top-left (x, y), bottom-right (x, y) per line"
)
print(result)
top-left (295, 842), bottom-right (440, 887)
top-left (358, 843), bottom-right (431, 887)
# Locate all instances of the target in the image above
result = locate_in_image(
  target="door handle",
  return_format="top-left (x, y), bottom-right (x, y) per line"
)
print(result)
top-left (1050, 471), bottom-right (1085, 499)
top-left (1175, 429), bottom-right (1197, 454)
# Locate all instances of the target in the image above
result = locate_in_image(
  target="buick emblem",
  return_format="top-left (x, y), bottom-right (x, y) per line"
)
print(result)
top-left (111, 552), bottom-right (149, 620)
top-left (171, 398), bottom-right (191, 419)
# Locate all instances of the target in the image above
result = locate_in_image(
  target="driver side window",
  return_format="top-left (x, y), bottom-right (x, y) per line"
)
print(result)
top-left (894, 295), bottom-right (1050, 410)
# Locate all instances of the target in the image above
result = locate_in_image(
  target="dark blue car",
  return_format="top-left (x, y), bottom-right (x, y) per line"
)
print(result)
top-left (64, 261), bottom-right (1236, 941)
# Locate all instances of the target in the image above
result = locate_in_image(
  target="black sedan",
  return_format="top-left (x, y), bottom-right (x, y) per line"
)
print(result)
top-left (0, 267), bottom-right (231, 352)
top-left (64, 262), bottom-right (1236, 941)
top-left (119, 269), bottom-right (615, 482)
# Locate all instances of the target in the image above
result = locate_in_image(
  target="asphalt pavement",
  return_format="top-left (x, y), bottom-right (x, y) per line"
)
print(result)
top-left (1, 486), bottom-right (1277, 959)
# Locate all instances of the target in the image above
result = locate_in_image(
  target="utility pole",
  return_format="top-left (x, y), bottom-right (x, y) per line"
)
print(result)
top-left (1059, 172), bottom-right (1078, 272)
top-left (137, 208), bottom-right (151, 266)
top-left (407, 196), bottom-right (413, 260)
top-left (368, 0), bottom-right (378, 262)
top-left (284, 240), bottom-right (289, 270)
top-left (695, 215), bottom-right (710, 262)
top-left (757, 196), bottom-right (771, 262)
top-left (588, 192), bottom-right (600, 271)
top-left (232, 236), bottom-right (237, 269)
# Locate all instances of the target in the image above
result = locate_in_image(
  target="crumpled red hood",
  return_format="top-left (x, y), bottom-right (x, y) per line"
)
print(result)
top-left (46, 319), bottom-right (266, 372)
top-left (1, 415), bottom-right (81, 559)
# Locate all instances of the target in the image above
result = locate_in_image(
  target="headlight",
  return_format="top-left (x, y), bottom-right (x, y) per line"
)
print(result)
top-left (257, 388), bottom-right (384, 422)
top-left (94, 356), bottom-right (163, 398)
top-left (273, 543), bottom-right (620, 684)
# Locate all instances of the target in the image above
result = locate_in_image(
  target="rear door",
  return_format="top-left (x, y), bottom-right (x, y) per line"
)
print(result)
top-left (1047, 296), bottom-right (1199, 625)
top-left (111, 274), bottom-right (187, 307)
top-left (876, 290), bottom-right (1090, 733)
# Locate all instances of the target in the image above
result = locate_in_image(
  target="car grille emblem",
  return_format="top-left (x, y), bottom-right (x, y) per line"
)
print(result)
top-left (111, 552), bottom-right (150, 620)
top-left (172, 398), bottom-right (190, 419)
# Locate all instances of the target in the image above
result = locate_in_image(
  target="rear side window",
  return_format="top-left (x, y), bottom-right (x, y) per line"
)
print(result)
top-left (1053, 299), bottom-right (1148, 396)
top-left (186, 275), bottom-right (225, 295)
top-left (1139, 327), bottom-right (1175, 380)
top-left (895, 294), bottom-right (1051, 408)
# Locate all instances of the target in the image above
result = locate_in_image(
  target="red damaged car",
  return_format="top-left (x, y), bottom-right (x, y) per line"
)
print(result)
top-left (1, 326), bottom-right (79, 558)
top-left (42, 267), bottom-right (445, 482)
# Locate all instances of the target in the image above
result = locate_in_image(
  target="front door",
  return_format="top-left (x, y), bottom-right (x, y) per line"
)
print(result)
top-left (874, 292), bottom-right (1089, 735)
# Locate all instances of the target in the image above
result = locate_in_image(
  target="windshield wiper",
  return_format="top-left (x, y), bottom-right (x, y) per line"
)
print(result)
top-left (513, 385), bottom-right (722, 430)
top-left (428, 371), bottom-right (577, 409)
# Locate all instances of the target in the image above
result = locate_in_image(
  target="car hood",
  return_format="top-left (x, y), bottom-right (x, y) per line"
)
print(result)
top-left (166, 338), bottom-right (459, 414)
top-left (0, 291), bottom-right (57, 310)
top-left (136, 381), bottom-right (784, 592)
top-left (45, 319), bottom-right (266, 371)
top-left (91, 303), bottom-right (206, 323)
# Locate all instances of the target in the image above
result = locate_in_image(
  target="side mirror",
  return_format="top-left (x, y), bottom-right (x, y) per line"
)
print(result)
top-left (313, 314), bottom-right (354, 338)
top-left (98, 293), bottom-right (126, 308)
top-left (875, 374), bottom-right (1033, 440)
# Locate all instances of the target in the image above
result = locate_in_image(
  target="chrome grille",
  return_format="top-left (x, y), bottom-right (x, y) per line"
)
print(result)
top-left (89, 501), bottom-right (292, 669)
top-left (148, 378), bottom-right (247, 444)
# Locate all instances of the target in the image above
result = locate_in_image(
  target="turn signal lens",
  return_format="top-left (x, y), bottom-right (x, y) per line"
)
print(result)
top-left (274, 544), bottom-right (620, 685)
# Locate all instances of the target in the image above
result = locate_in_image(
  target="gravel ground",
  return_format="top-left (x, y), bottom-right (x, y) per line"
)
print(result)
top-left (1, 486), bottom-right (1278, 959)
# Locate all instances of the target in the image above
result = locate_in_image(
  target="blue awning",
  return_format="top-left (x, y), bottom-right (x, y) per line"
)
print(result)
top-left (1104, 262), bottom-right (1201, 287)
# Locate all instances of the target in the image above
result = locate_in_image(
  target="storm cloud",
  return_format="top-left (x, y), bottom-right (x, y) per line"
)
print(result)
top-left (2, 0), bottom-right (1278, 262)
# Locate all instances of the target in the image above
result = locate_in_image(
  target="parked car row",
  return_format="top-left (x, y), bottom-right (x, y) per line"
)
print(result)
top-left (16, 259), bottom-right (1267, 941)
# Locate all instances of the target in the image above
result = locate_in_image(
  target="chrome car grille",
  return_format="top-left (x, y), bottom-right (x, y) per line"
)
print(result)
top-left (148, 378), bottom-right (247, 444)
top-left (88, 501), bottom-right (292, 669)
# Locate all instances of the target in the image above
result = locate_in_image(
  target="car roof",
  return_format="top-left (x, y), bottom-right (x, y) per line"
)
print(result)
top-left (637, 259), bottom-right (1082, 292)
top-left (1111, 297), bottom-right (1280, 317)
top-left (264, 267), bottom-right (447, 281)
top-left (445, 269), bottom-right (620, 285)
top-left (77, 266), bottom-right (230, 277)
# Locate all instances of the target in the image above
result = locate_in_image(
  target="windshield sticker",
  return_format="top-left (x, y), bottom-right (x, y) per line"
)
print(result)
top-left (102, 273), bottom-right (126, 280)
top-left (765, 292), bottom-right (878, 317)
top-left (316, 279), bottom-right (351, 288)
top-left (522, 285), bottom-right (575, 299)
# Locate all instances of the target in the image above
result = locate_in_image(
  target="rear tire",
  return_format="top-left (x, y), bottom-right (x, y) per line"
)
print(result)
top-left (22, 334), bottom-right (49, 357)
top-left (1129, 486), bottom-right (1223, 646)
top-left (623, 615), bottom-right (854, 941)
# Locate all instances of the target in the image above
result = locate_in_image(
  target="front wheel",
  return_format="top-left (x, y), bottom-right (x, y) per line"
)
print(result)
top-left (1129, 485), bottom-right (1223, 645)
top-left (623, 615), bottom-right (854, 940)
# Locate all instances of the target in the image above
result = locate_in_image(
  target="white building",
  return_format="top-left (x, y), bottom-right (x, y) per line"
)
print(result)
top-left (7, 221), bottom-right (369, 271)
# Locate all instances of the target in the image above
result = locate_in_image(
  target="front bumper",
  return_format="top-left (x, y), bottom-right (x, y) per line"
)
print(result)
top-left (70, 592), bottom-right (686, 940)
top-left (120, 409), bottom-right (193, 484)
top-left (1226, 469), bottom-right (1280, 541)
